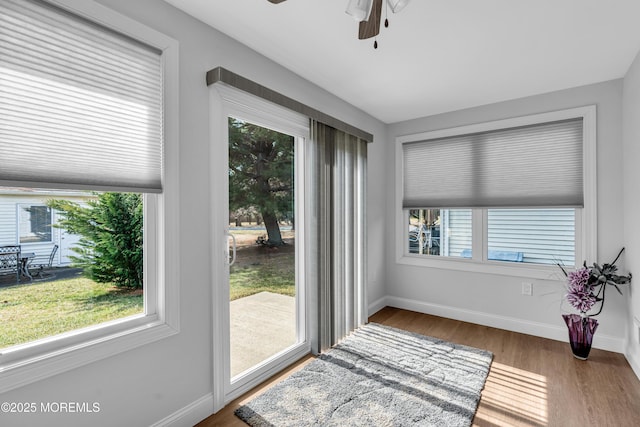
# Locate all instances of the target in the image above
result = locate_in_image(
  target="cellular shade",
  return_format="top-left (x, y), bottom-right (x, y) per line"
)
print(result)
top-left (403, 118), bottom-right (584, 209)
top-left (0, 0), bottom-right (163, 193)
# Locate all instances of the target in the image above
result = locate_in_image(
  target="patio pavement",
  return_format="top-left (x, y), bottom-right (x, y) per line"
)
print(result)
top-left (0, 267), bottom-right (82, 288)
top-left (230, 291), bottom-right (296, 377)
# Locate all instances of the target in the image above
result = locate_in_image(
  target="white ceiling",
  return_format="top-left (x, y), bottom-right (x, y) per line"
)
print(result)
top-left (164, 0), bottom-right (640, 124)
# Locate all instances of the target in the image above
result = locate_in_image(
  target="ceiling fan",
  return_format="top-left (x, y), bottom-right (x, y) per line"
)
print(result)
top-left (267, 0), bottom-right (411, 48)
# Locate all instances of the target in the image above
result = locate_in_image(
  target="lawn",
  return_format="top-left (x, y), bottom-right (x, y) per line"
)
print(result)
top-left (229, 230), bottom-right (296, 300)
top-left (230, 260), bottom-right (295, 300)
top-left (0, 277), bottom-right (143, 349)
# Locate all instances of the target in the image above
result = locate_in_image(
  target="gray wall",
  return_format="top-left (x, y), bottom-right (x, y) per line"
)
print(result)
top-left (0, 1), bottom-right (387, 425)
top-left (385, 80), bottom-right (629, 350)
top-left (623, 49), bottom-right (640, 376)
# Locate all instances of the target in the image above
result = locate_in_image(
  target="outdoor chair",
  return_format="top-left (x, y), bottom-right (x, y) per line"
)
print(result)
top-left (408, 224), bottom-right (440, 255)
top-left (27, 244), bottom-right (58, 278)
top-left (0, 244), bottom-right (21, 283)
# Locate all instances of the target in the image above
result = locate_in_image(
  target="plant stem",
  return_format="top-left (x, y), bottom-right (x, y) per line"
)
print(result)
top-left (591, 282), bottom-right (607, 317)
top-left (610, 247), bottom-right (625, 266)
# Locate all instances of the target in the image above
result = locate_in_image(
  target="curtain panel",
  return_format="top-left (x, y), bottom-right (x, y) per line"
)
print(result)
top-left (308, 121), bottom-right (367, 353)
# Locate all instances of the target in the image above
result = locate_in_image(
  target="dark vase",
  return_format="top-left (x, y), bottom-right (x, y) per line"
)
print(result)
top-left (562, 314), bottom-right (599, 360)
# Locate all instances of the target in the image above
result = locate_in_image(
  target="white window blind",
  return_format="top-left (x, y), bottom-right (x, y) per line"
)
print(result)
top-left (402, 118), bottom-right (583, 209)
top-left (0, 0), bottom-right (163, 193)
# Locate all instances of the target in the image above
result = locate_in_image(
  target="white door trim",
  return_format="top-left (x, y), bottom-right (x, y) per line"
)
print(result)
top-left (209, 84), bottom-right (310, 412)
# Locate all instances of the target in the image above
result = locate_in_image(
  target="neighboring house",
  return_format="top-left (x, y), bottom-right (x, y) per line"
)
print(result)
top-left (0, 188), bottom-right (94, 267)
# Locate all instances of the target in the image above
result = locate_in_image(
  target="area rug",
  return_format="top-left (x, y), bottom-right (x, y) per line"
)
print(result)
top-left (235, 322), bottom-right (493, 426)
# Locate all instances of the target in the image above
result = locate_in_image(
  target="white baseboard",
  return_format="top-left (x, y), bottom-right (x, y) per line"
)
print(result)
top-left (151, 393), bottom-right (214, 427)
top-left (367, 296), bottom-right (388, 317)
top-left (382, 296), bottom-right (626, 353)
top-left (625, 344), bottom-right (640, 381)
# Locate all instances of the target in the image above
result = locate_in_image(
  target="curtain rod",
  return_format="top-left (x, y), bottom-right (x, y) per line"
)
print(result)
top-left (206, 67), bottom-right (374, 142)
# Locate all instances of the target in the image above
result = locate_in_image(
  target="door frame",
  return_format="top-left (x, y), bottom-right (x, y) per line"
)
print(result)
top-left (210, 84), bottom-right (311, 411)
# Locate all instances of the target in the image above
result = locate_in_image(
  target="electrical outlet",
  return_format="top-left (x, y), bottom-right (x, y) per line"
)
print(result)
top-left (521, 282), bottom-right (533, 296)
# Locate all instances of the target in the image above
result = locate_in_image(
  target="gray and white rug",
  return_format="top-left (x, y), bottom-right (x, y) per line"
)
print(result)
top-left (235, 322), bottom-right (493, 426)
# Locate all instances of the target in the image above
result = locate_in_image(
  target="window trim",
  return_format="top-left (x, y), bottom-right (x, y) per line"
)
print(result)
top-left (0, 0), bottom-right (180, 394)
top-left (395, 106), bottom-right (597, 279)
top-left (17, 204), bottom-right (54, 245)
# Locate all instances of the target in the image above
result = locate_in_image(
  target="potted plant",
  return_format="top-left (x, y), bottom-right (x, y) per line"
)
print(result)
top-left (558, 248), bottom-right (632, 360)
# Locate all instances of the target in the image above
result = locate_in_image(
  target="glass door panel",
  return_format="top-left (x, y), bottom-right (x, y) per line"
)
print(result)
top-left (228, 117), bottom-right (300, 379)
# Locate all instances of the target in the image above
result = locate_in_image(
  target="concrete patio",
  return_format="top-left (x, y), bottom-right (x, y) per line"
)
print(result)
top-left (0, 267), bottom-right (82, 288)
top-left (230, 291), bottom-right (296, 377)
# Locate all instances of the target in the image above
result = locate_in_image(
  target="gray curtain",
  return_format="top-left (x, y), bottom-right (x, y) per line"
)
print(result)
top-left (308, 120), bottom-right (368, 354)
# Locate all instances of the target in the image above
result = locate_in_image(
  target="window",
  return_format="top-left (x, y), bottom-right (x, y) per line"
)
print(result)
top-left (18, 205), bottom-right (53, 244)
top-left (487, 208), bottom-right (575, 266)
top-left (408, 209), bottom-right (471, 258)
top-left (407, 208), bottom-right (576, 265)
top-left (0, 0), bottom-right (178, 394)
top-left (396, 106), bottom-right (596, 278)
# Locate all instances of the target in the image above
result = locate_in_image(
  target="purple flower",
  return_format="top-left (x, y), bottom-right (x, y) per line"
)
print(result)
top-left (566, 288), bottom-right (597, 313)
top-left (567, 267), bottom-right (590, 291)
top-left (566, 267), bottom-right (596, 313)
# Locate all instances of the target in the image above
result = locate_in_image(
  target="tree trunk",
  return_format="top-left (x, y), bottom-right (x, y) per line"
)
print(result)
top-left (261, 210), bottom-right (284, 246)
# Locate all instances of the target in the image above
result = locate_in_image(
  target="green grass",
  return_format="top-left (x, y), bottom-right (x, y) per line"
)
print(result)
top-left (229, 229), bottom-right (296, 300)
top-left (230, 259), bottom-right (295, 300)
top-left (0, 277), bottom-right (143, 349)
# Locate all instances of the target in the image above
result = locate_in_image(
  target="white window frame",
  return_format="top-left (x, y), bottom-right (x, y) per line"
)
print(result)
top-left (17, 204), bottom-right (54, 245)
top-left (395, 106), bottom-right (597, 279)
top-left (0, 0), bottom-right (180, 394)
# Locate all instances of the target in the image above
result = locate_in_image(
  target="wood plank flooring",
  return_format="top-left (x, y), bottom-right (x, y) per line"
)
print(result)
top-left (196, 307), bottom-right (640, 426)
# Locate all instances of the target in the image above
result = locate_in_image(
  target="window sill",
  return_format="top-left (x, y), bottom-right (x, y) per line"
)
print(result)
top-left (397, 253), bottom-right (567, 280)
top-left (0, 316), bottom-right (178, 394)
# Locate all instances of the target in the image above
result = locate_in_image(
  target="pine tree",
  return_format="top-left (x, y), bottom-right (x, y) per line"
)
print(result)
top-left (228, 118), bottom-right (294, 246)
top-left (48, 192), bottom-right (143, 288)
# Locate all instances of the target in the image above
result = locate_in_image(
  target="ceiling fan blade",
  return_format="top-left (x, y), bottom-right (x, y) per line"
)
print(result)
top-left (358, 0), bottom-right (382, 39)
top-left (267, 0), bottom-right (287, 3)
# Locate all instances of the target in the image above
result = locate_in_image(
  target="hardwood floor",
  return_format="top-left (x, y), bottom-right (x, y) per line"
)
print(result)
top-left (196, 307), bottom-right (640, 426)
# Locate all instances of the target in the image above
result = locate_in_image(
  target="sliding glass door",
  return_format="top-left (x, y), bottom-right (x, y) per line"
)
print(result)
top-left (212, 88), bottom-right (311, 405)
